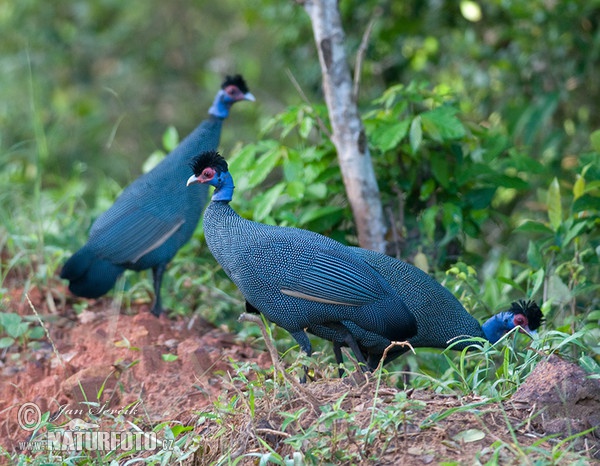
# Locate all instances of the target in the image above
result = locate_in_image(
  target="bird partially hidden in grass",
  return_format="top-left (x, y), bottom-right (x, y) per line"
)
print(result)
top-left (60, 76), bottom-right (254, 317)
top-left (187, 150), bottom-right (544, 377)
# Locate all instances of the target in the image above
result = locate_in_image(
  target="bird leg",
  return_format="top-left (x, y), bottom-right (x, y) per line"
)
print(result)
top-left (332, 342), bottom-right (345, 377)
top-left (150, 264), bottom-right (166, 317)
top-left (323, 322), bottom-right (370, 375)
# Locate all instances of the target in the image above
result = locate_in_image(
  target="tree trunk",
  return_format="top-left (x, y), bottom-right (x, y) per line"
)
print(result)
top-left (302, 0), bottom-right (386, 253)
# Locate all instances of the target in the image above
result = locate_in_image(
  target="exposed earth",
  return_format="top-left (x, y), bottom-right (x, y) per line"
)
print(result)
top-left (1, 285), bottom-right (599, 464)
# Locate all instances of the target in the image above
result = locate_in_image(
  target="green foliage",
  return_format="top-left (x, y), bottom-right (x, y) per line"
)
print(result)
top-left (0, 312), bottom-right (45, 349)
top-left (365, 81), bottom-right (537, 264)
top-left (224, 104), bottom-right (350, 241)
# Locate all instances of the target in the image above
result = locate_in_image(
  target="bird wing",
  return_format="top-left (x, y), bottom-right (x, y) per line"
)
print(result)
top-left (280, 248), bottom-right (390, 306)
top-left (88, 195), bottom-right (185, 265)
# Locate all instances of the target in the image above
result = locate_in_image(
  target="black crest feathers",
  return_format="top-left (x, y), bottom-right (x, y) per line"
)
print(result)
top-left (510, 300), bottom-right (544, 331)
top-left (221, 74), bottom-right (249, 94)
top-left (189, 150), bottom-right (228, 176)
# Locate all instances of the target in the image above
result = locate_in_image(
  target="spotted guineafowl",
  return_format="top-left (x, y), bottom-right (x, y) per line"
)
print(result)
top-left (311, 246), bottom-right (544, 370)
top-left (186, 150), bottom-right (418, 371)
top-left (60, 76), bottom-right (254, 316)
top-left (349, 250), bottom-right (543, 368)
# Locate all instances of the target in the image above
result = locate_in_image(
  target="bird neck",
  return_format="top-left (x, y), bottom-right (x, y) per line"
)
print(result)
top-left (211, 172), bottom-right (235, 202)
top-left (208, 90), bottom-right (231, 119)
top-left (481, 312), bottom-right (513, 344)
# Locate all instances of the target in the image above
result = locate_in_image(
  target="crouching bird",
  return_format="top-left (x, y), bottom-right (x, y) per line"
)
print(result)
top-left (60, 76), bottom-right (254, 316)
top-left (186, 150), bottom-right (418, 373)
top-left (310, 247), bottom-right (544, 370)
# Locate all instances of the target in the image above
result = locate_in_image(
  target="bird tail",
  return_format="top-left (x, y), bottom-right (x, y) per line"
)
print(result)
top-left (60, 246), bottom-right (124, 298)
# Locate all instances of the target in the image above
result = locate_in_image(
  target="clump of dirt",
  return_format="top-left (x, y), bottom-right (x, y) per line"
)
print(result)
top-left (511, 354), bottom-right (600, 457)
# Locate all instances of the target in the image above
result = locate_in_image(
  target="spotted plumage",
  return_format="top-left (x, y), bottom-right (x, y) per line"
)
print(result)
top-left (187, 151), bottom-right (418, 366)
top-left (187, 150), bottom-right (544, 375)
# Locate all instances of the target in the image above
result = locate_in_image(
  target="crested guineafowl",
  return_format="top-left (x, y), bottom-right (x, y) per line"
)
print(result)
top-left (60, 76), bottom-right (254, 316)
top-left (310, 247), bottom-right (544, 370)
top-left (186, 150), bottom-right (418, 372)
top-left (187, 150), bottom-right (544, 376)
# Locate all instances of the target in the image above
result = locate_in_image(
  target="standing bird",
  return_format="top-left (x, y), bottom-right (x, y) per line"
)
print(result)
top-left (186, 150), bottom-right (418, 370)
top-left (60, 76), bottom-right (254, 316)
top-left (312, 247), bottom-right (544, 370)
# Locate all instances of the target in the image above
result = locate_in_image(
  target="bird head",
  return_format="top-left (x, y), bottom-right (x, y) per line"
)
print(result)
top-left (481, 299), bottom-right (544, 344)
top-left (187, 151), bottom-right (232, 200)
top-left (209, 74), bottom-right (255, 118)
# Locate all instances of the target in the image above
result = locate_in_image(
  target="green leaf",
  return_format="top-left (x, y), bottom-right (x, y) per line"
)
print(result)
top-left (286, 180), bottom-right (305, 200)
top-left (370, 120), bottom-right (410, 152)
top-left (465, 188), bottom-right (496, 209)
top-left (431, 152), bottom-right (450, 188)
top-left (306, 183), bottom-right (327, 199)
top-left (228, 144), bottom-right (259, 175)
top-left (573, 175), bottom-right (585, 200)
top-left (170, 425), bottom-right (194, 437)
top-left (0, 312), bottom-right (21, 329)
top-left (515, 220), bottom-right (554, 235)
top-left (590, 129), bottom-right (600, 153)
top-left (530, 269), bottom-right (545, 298)
top-left (0, 337), bottom-right (15, 349)
top-left (247, 148), bottom-right (282, 188)
top-left (562, 220), bottom-right (588, 248)
top-left (452, 428), bottom-right (485, 443)
top-left (573, 194), bottom-right (600, 213)
top-left (282, 151), bottom-right (303, 182)
top-left (161, 354), bottom-right (178, 362)
top-left (299, 205), bottom-right (343, 225)
top-left (28, 326), bottom-right (45, 340)
top-left (526, 240), bottom-right (543, 269)
top-left (547, 177), bottom-right (563, 231)
top-left (162, 126), bottom-right (179, 152)
top-left (420, 206), bottom-right (439, 241)
top-left (493, 174), bottom-right (529, 190)
top-left (299, 116), bottom-right (314, 139)
top-left (254, 183), bottom-right (285, 222)
top-left (421, 106), bottom-right (466, 141)
top-left (548, 274), bottom-right (571, 304)
top-left (419, 179), bottom-right (436, 201)
top-left (6, 322), bottom-right (29, 339)
top-left (409, 116), bottom-right (423, 153)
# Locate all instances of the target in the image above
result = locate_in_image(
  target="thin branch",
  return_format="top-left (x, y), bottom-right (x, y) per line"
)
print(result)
top-left (375, 340), bottom-right (414, 375)
top-left (285, 68), bottom-right (332, 139)
top-left (353, 15), bottom-right (378, 102)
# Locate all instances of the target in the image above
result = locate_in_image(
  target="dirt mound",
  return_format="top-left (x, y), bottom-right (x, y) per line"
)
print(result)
top-left (511, 354), bottom-right (600, 456)
top-left (0, 286), bottom-right (269, 452)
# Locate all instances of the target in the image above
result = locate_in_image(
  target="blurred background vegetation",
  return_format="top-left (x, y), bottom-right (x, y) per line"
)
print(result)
top-left (1, 0), bottom-right (598, 367)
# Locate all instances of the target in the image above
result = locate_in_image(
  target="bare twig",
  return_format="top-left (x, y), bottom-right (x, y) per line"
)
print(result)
top-left (341, 347), bottom-right (370, 387)
top-left (375, 341), bottom-right (414, 375)
top-left (285, 68), bottom-right (332, 139)
top-left (255, 427), bottom-right (292, 439)
top-left (26, 293), bottom-right (65, 369)
top-left (238, 313), bottom-right (321, 412)
top-left (353, 15), bottom-right (378, 102)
